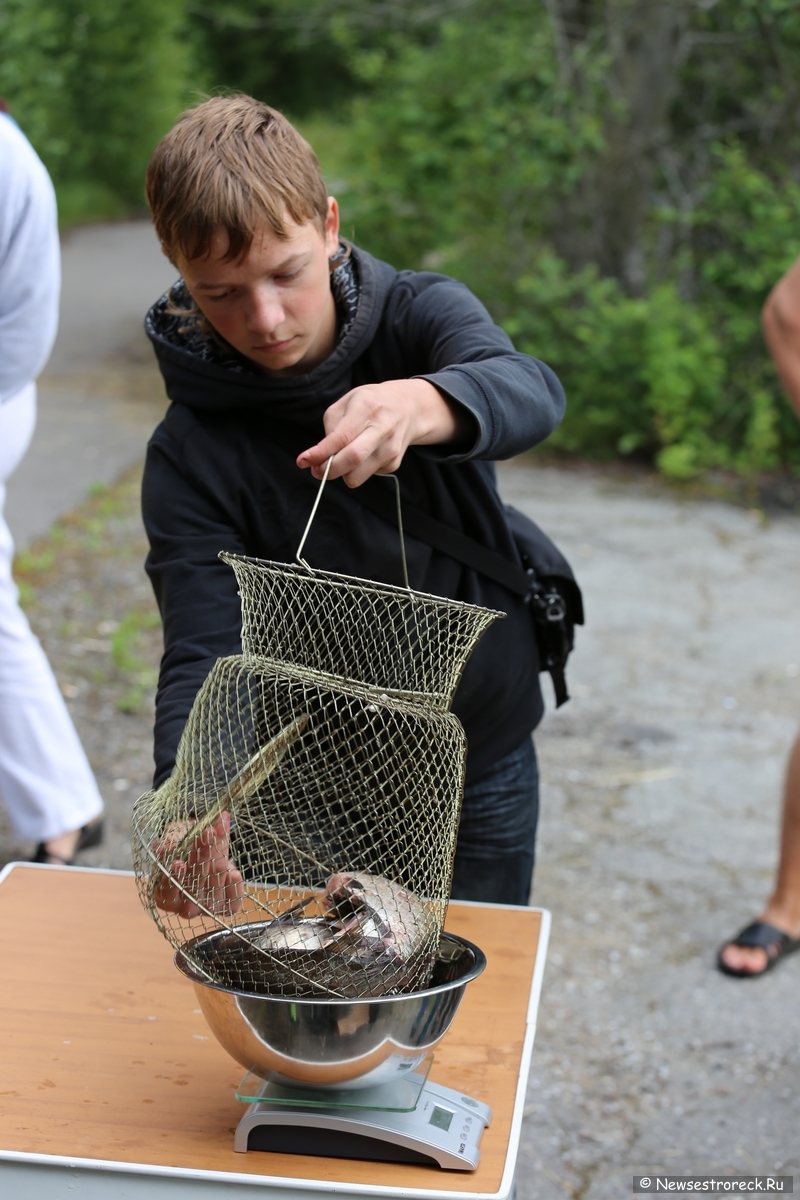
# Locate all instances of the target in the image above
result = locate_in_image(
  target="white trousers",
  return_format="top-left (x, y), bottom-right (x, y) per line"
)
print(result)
top-left (0, 383), bottom-right (103, 841)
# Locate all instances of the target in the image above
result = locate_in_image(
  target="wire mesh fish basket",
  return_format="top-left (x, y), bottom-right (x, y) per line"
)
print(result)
top-left (131, 472), bottom-right (502, 999)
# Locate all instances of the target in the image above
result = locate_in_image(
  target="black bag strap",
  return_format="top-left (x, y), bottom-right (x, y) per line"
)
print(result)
top-left (358, 478), bottom-right (576, 707)
top-left (359, 477), bottom-right (532, 597)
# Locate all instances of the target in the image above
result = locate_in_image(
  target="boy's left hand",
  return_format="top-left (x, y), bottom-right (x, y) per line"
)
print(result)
top-left (297, 379), bottom-right (470, 487)
top-left (152, 812), bottom-right (244, 919)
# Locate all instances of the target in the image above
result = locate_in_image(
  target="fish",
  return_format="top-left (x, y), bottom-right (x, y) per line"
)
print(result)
top-left (322, 871), bottom-right (436, 964)
top-left (252, 871), bottom-right (439, 997)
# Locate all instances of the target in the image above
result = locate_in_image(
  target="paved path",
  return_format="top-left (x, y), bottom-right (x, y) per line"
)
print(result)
top-left (5, 221), bottom-right (175, 547)
top-left (502, 462), bottom-right (800, 1195)
top-left (4, 222), bottom-right (800, 1192)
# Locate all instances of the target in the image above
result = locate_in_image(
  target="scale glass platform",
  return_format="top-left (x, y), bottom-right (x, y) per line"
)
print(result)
top-left (234, 1056), bottom-right (492, 1171)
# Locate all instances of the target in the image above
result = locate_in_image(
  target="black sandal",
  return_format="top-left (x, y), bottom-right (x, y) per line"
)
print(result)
top-left (31, 815), bottom-right (105, 867)
top-left (717, 920), bottom-right (800, 978)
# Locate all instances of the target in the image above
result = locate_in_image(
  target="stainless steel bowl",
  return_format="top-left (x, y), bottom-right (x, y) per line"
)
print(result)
top-left (175, 928), bottom-right (485, 1090)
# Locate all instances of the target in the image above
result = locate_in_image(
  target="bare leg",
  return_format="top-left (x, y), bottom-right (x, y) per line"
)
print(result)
top-left (40, 826), bottom-right (87, 862)
top-left (719, 730), bottom-right (800, 973)
top-left (763, 731), bottom-right (800, 925)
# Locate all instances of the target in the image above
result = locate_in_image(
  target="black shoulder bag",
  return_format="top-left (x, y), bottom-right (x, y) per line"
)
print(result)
top-left (357, 480), bottom-right (584, 708)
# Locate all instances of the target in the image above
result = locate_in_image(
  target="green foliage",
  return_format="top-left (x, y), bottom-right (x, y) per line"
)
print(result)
top-left (689, 142), bottom-right (800, 475)
top-left (505, 258), bottom-right (726, 477)
top-left (672, 0), bottom-right (800, 174)
top-left (188, 0), bottom-right (357, 117)
top-left (111, 610), bottom-right (160, 714)
top-left (341, 14), bottom-right (606, 281)
top-left (501, 142), bottom-right (800, 479)
top-left (330, 1), bottom-right (800, 478)
top-left (3, 0), bottom-right (800, 477)
top-left (0, 0), bottom-right (194, 220)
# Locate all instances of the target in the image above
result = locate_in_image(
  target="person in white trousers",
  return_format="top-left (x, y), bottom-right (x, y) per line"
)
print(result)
top-left (0, 108), bottom-right (104, 864)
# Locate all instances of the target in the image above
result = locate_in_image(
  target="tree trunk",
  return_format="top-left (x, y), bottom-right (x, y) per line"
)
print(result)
top-left (554, 0), bottom-right (691, 292)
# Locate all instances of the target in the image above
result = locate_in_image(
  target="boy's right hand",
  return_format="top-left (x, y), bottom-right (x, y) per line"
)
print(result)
top-left (297, 379), bottom-right (470, 488)
top-left (152, 811), bottom-right (244, 918)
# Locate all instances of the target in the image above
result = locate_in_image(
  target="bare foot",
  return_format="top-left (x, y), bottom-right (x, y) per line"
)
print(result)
top-left (719, 906), bottom-right (800, 975)
top-left (41, 829), bottom-right (82, 862)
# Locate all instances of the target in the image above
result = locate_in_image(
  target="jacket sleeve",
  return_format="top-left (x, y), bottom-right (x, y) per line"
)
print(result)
top-left (142, 411), bottom-right (245, 786)
top-left (387, 272), bottom-right (565, 462)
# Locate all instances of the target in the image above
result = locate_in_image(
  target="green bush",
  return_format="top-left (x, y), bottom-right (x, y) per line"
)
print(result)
top-left (331, 3), bottom-right (800, 478)
top-left (689, 143), bottom-right (800, 475)
top-left (505, 144), bottom-right (800, 479)
top-left (3, 0), bottom-right (800, 479)
top-left (188, 0), bottom-right (357, 118)
top-left (340, 15), bottom-right (607, 281)
top-left (506, 260), bottom-right (727, 478)
top-left (0, 0), bottom-right (193, 221)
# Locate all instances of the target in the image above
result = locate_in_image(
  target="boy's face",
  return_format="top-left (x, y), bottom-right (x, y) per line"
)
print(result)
top-left (176, 198), bottom-right (340, 376)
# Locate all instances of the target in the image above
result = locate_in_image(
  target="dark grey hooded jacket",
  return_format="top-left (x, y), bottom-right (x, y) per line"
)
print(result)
top-left (142, 244), bottom-right (566, 786)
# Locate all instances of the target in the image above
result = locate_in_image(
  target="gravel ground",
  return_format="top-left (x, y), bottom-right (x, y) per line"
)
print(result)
top-left (500, 460), bottom-right (800, 1196)
top-left (2, 454), bottom-right (799, 1194)
top-left (0, 468), bottom-right (160, 869)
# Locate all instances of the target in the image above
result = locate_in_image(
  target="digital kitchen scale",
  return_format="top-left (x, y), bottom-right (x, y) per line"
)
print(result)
top-left (234, 1058), bottom-right (492, 1171)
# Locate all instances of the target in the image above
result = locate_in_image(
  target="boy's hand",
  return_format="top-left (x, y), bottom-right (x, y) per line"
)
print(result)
top-left (152, 812), bottom-right (245, 919)
top-left (297, 379), bottom-right (471, 487)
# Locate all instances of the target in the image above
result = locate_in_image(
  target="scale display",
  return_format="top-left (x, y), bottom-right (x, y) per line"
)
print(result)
top-left (428, 1106), bottom-right (454, 1132)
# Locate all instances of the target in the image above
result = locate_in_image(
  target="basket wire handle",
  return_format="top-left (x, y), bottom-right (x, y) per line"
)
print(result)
top-left (295, 455), bottom-right (333, 567)
top-left (296, 455), bottom-right (411, 590)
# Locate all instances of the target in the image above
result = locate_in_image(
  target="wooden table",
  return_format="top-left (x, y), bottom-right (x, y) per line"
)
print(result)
top-left (0, 863), bottom-right (548, 1199)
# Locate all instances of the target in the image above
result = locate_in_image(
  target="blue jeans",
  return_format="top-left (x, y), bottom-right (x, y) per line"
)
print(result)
top-left (450, 736), bottom-right (539, 906)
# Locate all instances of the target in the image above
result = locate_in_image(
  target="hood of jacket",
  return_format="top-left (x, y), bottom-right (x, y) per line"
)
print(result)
top-left (143, 243), bottom-right (398, 426)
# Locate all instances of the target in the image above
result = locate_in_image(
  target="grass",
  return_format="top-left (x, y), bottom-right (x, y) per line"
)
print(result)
top-left (111, 609), bottom-right (161, 713)
top-left (55, 181), bottom-right (131, 231)
top-left (13, 466), bottom-right (163, 719)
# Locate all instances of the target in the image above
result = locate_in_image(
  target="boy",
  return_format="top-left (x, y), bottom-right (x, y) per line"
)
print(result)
top-left (142, 94), bottom-right (565, 907)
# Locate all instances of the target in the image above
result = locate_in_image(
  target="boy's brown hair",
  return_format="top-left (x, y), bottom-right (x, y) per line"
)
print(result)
top-left (146, 95), bottom-right (329, 264)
